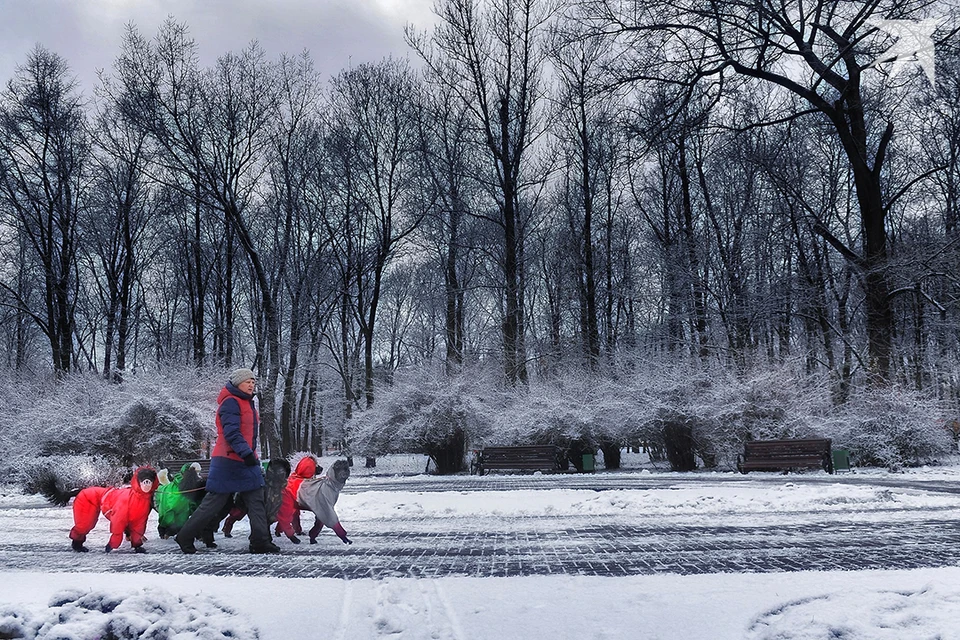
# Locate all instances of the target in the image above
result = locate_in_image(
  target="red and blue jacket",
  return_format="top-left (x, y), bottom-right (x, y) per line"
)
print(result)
top-left (206, 382), bottom-right (265, 494)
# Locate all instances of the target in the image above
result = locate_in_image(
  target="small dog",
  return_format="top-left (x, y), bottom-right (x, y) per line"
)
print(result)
top-left (264, 458), bottom-right (292, 521)
top-left (154, 462), bottom-right (205, 539)
top-left (296, 458), bottom-right (353, 545)
top-left (220, 458), bottom-right (291, 537)
top-left (273, 455), bottom-right (321, 539)
top-left (41, 466), bottom-right (158, 553)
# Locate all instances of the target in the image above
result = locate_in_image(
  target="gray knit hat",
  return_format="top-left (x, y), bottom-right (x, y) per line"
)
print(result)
top-left (229, 368), bottom-right (256, 387)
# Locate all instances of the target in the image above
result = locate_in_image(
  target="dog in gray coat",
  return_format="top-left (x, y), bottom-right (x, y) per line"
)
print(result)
top-left (297, 459), bottom-right (352, 544)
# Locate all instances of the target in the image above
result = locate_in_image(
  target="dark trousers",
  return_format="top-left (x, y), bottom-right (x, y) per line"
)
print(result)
top-left (176, 488), bottom-right (270, 548)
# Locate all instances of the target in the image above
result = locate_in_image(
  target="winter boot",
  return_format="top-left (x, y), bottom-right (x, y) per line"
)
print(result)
top-left (221, 516), bottom-right (236, 538)
top-left (200, 530), bottom-right (217, 548)
top-left (249, 541), bottom-right (281, 554)
top-left (175, 535), bottom-right (197, 554)
top-left (71, 539), bottom-right (88, 553)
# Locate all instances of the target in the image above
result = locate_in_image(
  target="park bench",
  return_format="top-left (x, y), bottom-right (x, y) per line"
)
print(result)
top-left (737, 438), bottom-right (834, 474)
top-left (474, 445), bottom-right (564, 475)
top-left (159, 458), bottom-right (212, 476)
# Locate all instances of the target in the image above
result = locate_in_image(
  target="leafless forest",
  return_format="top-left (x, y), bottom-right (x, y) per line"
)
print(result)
top-left (2, 0), bottom-right (960, 473)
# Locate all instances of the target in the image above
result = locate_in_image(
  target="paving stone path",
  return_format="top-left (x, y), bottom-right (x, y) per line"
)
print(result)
top-left (4, 473), bottom-right (959, 579)
top-left (344, 472), bottom-right (960, 495)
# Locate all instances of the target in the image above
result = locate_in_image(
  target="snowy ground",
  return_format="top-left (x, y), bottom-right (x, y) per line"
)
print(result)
top-left (3, 454), bottom-right (960, 639)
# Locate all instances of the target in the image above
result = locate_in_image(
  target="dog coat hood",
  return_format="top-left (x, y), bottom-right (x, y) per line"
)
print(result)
top-left (132, 466), bottom-right (158, 496)
top-left (292, 456), bottom-right (318, 479)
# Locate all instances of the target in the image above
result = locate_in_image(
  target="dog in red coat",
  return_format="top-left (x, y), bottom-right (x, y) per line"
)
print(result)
top-left (42, 466), bottom-right (159, 553)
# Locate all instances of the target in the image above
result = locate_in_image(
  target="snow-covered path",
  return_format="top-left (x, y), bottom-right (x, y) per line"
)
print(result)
top-left (6, 469), bottom-right (960, 638)
top-left (4, 471), bottom-right (960, 579)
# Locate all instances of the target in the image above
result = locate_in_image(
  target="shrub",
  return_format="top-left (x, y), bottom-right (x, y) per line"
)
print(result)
top-left (14, 455), bottom-right (127, 494)
top-left (483, 373), bottom-right (654, 470)
top-left (37, 396), bottom-right (207, 468)
top-left (98, 398), bottom-right (208, 467)
top-left (348, 370), bottom-right (494, 474)
top-left (821, 388), bottom-right (953, 469)
top-left (634, 361), bottom-right (834, 470)
top-left (1, 367), bottom-right (219, 491)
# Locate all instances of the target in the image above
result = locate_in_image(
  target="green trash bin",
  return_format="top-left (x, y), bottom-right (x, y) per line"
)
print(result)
top-left (831, 448), bottom-right (851, 473)
top-left (582, 453), bottom-right (595, 473)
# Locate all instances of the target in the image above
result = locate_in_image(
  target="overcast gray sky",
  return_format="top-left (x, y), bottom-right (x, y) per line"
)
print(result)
top-left (0, 0), bottom-right (436, 94)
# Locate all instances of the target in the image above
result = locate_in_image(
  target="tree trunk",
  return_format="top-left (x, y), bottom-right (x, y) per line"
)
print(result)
top-left (678, 139), bottom-right (708, 358)
top-left (662, 419), bottom-right (697, 472)
top-left (190, 195), bottom-right (206, 366)
top-left (280, 289), bottom-right (303, 456)
top-left (600, 443), bottom-right (621, 469)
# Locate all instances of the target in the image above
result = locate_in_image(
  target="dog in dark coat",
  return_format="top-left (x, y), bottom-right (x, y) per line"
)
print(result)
top-left (220, 458), bottom-right (291, 537)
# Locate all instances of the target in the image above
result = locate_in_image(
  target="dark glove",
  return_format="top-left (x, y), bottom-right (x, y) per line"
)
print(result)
top-left (288, 535), bottom-right (301, 544)
top-left (243, 453), bottom-right (259, 467)
top-left (104, 543), bottom-right (113, 553)
top-left (339, 535), bottom-right (353, 545)
top-left (134, 545), bottom-right (146, 554)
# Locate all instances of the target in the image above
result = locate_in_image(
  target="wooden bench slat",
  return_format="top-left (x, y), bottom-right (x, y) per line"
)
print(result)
top-left (475, 445), bottom-right (562, 475)
top-left (738, 438), bottom-right (833, 474)
top-left (740, 459), bottom-right (825, 469)
top-left (742, 456), bottom-right (824, 463)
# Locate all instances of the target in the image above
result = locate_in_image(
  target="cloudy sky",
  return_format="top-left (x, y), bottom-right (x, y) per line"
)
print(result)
top-left (0, 0), bottom-right (436, 94)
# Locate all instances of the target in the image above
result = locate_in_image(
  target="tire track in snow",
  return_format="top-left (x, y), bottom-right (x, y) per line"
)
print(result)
top-left (334, 579), bottom-right (354, 640)
top-left (365, 578), bottom-right (464, 638)
top-left (425, 578), bottom-right (467, 640)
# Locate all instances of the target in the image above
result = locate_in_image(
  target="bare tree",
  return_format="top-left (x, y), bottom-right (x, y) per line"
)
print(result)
top-left (583, 0), bottom-right (958, 382)
top-left (113, 21), bottom-right (284, 451)
top-left (86, 82), bottom-right (160, 381)
top-left (550, 29), bottom-right (629, 368)
top-left (625, 89), bottom-right (712, 359)
top-left (416, 81), bottom-right (485, 374)
top-left (409, 0), bottom-right (557, 385)
top-left (326, 59), bottom-right (427, 409)
top-left (0, 46), bottom-right (89, 377)
top-left (266, 52), bottom-right (333, 455)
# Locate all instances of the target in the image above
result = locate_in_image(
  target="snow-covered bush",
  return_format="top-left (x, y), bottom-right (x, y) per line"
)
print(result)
top-left (632, 360), bottom-right (835, 470)
top-left (1, 367), bottom-right (219, 490)
top-left (348, 369), bottom-right (495, 474)
top-left (34, 393), bottom-right (207, 469)
top-left (87, 397), bottom-right (208, 467)
top-left (349, 361), bottom-right (841, 473)
top-left (821, 388), bottom-right (953, 469)
top-left (0, 587), bottom-right (259, 639)
top-left (484, 373), bottom-right (653, 469)
top-left (15, 455), bottom-right (127, 495)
